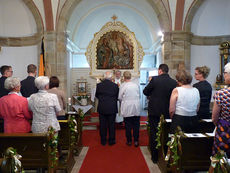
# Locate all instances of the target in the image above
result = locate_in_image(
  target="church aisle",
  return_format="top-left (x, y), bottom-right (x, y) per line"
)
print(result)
top-left (72, 129), bottom-right (160, 173)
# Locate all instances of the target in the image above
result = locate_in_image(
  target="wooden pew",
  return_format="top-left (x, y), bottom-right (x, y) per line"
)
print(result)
top-left (0, 133), bottom-right (55, 172)
top-left (156, 118), bottom-right (215, 173)
top-left (177, 133), bottom-right (214, 171)
top-left (59, 112), bottom-right (83, 156)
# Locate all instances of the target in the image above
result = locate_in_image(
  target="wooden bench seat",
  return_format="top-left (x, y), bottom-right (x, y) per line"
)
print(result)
top-left (0, 133), bottom-right (54, 172)
top-left (155, 117), bottom-right (215, 173)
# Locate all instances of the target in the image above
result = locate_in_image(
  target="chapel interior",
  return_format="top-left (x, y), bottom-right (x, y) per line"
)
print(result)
top-left (0, 0), bottom-right (230, 172)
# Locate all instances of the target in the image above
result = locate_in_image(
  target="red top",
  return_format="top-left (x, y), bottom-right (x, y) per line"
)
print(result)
top-left (0, 93), bottom-right (32, 133)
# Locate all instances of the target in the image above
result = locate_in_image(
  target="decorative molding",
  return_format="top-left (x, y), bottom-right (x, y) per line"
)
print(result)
top-left (85, 20), bottom-right (144, 79)
top-left (191, 34), bottom-right (230, 45)
top-left (0, 33), bottom-right (43, 47)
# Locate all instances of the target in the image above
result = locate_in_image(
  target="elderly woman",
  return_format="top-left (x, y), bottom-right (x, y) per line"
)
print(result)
top-left (28, 76), bottom-right (61, 133)
top-left (169, 70), bottom-right (200, 133)
top-left (48, 76), bottom-right (66, 119)
top-left (118, 71), bottom-right (141, 147)
top-left (193, 66), bottom-right (212, 119)
top-left (212, 63), bottom-right (230, 157)
top-left (0, 77), bottom-right (32, 133)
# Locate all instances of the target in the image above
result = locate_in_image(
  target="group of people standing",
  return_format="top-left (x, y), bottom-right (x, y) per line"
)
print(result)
top-left (95, 63), bottom-right (230, 164)
top-left (144, 63), bottom-right (230, 163)
top-left (96, 70), bottom-right (141, 147)
top-left (0, 62), bottom-right (229, 163)
top-left (0, 64), bottom-right (66, 135)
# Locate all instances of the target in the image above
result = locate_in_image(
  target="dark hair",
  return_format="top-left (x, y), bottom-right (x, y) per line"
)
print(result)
top-left (49, 76), bottom-right (59, 88)
top-left (0, 65), bottom-right (10, 75)
top-left (195, 66), bottom-right (210, 79)
top-left (159, 64), bottom-right (169, 73)
top-left (27, 64), bottom-right (37, 73)
top-left (176, 70), bottom-right (193, 85)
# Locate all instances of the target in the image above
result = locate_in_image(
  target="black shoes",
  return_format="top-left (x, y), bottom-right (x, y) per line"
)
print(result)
top-left (134, 141), bottom-right (139, 147)
top-left (126, 141), bottom-right (132, 146)
top-left (109, 141), bottom-right (116, 146)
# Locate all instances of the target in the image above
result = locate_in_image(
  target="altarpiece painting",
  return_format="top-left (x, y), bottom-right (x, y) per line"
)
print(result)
top-left (96, 31), bottom-right (133, 69)
top-left (85, 17), bottom-right (144, 79)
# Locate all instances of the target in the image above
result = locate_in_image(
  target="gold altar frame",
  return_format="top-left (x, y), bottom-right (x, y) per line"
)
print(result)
top-left (85, 20), bottom-right (144, 79)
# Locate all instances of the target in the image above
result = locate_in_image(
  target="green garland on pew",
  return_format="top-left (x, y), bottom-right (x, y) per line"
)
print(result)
top-left (155, 115), bottom-right (164, 149)
top-left (78, 108), bottom-right (85, 120)
top-left (68, 114), bottom-right (78, 154)
top-left (209, 150), bottom-right (230, 173)
top-left (47, 126), bottom-right (59, 168)
top-left (165, 127), bottom-right (183, 169)
top-left (0, 147), bottom-right (24, 173)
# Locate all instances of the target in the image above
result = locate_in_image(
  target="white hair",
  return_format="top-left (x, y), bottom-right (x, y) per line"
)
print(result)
top-left (35, 76), bottom-right (49, 90)
top-left (224, 62), bottom-right (230, 73)
top-left (4, 77), bottom-right (20, 91)
top-left (104, 71), bottom-right (112, 79)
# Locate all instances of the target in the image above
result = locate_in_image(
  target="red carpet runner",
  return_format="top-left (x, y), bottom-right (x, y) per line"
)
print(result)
top-left (79, 129), bottom-right (150, 173)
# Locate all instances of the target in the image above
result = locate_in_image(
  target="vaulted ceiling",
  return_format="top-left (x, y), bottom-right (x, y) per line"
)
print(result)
top-left (67, 0), bottom-right (161, 51)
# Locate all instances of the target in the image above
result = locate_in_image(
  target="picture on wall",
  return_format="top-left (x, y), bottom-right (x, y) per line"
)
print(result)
top-left (96, 31), bottom-right (134, 69)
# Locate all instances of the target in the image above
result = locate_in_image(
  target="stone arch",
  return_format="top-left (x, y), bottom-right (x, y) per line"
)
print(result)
top-left (146, 0), bottom-right (171, 32)
top-left (183, 0), bottom-right (205, 32)
top-left (57, 0), bottom-right (171, 33)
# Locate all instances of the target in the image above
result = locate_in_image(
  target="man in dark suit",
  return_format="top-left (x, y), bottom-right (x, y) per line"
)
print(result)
top-left (0, 65), bottom-right (12, 98)
top-left (21, 64), bottom-right (38, 97)
top-left (96, 71), bottom-right (119, 146)
top-left (143, 64), bottom-right (177, 163)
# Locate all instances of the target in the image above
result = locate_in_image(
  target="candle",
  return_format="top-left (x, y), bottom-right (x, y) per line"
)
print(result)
top-left (68, 97), bottom-right (71, 104)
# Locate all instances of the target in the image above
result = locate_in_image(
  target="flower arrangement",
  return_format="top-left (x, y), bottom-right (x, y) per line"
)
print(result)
top-left (76, 95), bottom-right (89, 101)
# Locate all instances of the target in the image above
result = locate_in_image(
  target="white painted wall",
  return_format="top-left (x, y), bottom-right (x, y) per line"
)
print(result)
top-left (190, 0), bottom-right (230, 87)
top-left (0, 0), bottom-right (37, 37)
top-left (190, 45), bottom-right (219, 87)
top-left (0, 46), bottom-right (38, 80)
top-left (0, 0), bottom-right (39, 80)
top-left (191, 0), bottom-right (230, 36)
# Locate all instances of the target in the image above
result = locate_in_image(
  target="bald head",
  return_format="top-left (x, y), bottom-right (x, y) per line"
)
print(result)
top-left (104, 71), bottom-right (112, 80)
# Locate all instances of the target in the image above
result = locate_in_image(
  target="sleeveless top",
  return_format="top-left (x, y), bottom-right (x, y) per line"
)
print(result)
top-left (175, 87), bottom-right (200, 116)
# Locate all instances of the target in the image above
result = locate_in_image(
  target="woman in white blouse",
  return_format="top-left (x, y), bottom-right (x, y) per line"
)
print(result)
top-left (118, 71), bottom-right (141, 147)
top-left (169, 70), bottom-right (200, 133)
top-left (28, 76), bottom-right (61, 133)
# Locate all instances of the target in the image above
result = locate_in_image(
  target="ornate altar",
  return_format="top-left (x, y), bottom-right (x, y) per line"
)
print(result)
top-left (85, 16), bottom-right (144, 79)
top-left (215, 41), bottom-right (230, 90)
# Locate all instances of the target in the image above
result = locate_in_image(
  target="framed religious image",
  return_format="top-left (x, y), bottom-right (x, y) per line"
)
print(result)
top-left (96, 31), bottom-right (134, 69)
top-left (77, 82), bottom-right (87, 94)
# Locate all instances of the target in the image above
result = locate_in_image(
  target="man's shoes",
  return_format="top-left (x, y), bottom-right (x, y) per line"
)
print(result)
top-left (151, 157), bottom-right (158, 163)
top-left (134, 141), bottom-right (139, 147)
top-left (126, 141), bottom-right (132, 146)
top-left (109, 140), bottom-right (116, 146)
top-left (101, 141), bottom-right (106, 146)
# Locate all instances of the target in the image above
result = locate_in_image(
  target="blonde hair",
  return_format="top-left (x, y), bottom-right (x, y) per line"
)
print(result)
top-left (195, 66), bottom-right (210, 79)
top-left (123, 71), bottom-right (131, 80)
top-left (176, 70), bottom-right (192, 85)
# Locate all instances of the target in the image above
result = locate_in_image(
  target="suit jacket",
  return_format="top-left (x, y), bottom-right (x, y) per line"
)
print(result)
top-left (96, 79), bottom-right (119, 115)
top-left (0, 76), bottom-right (9, 98)
top-left (20, 76), bottom-right (38, 97)
top-left (0, 93), bottom-right (32, 133)
top-left (143, 74), bottom-right (177, 118)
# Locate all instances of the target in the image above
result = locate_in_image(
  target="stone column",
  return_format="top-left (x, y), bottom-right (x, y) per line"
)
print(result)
top-left (56, 32), bottom-right (68, 92)
top-left (43, 31), bottom-right (68, 92)
top-left (161, 31), bottom-right (193, 78)
top-left (44, 31), bottom-right (57, 77)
